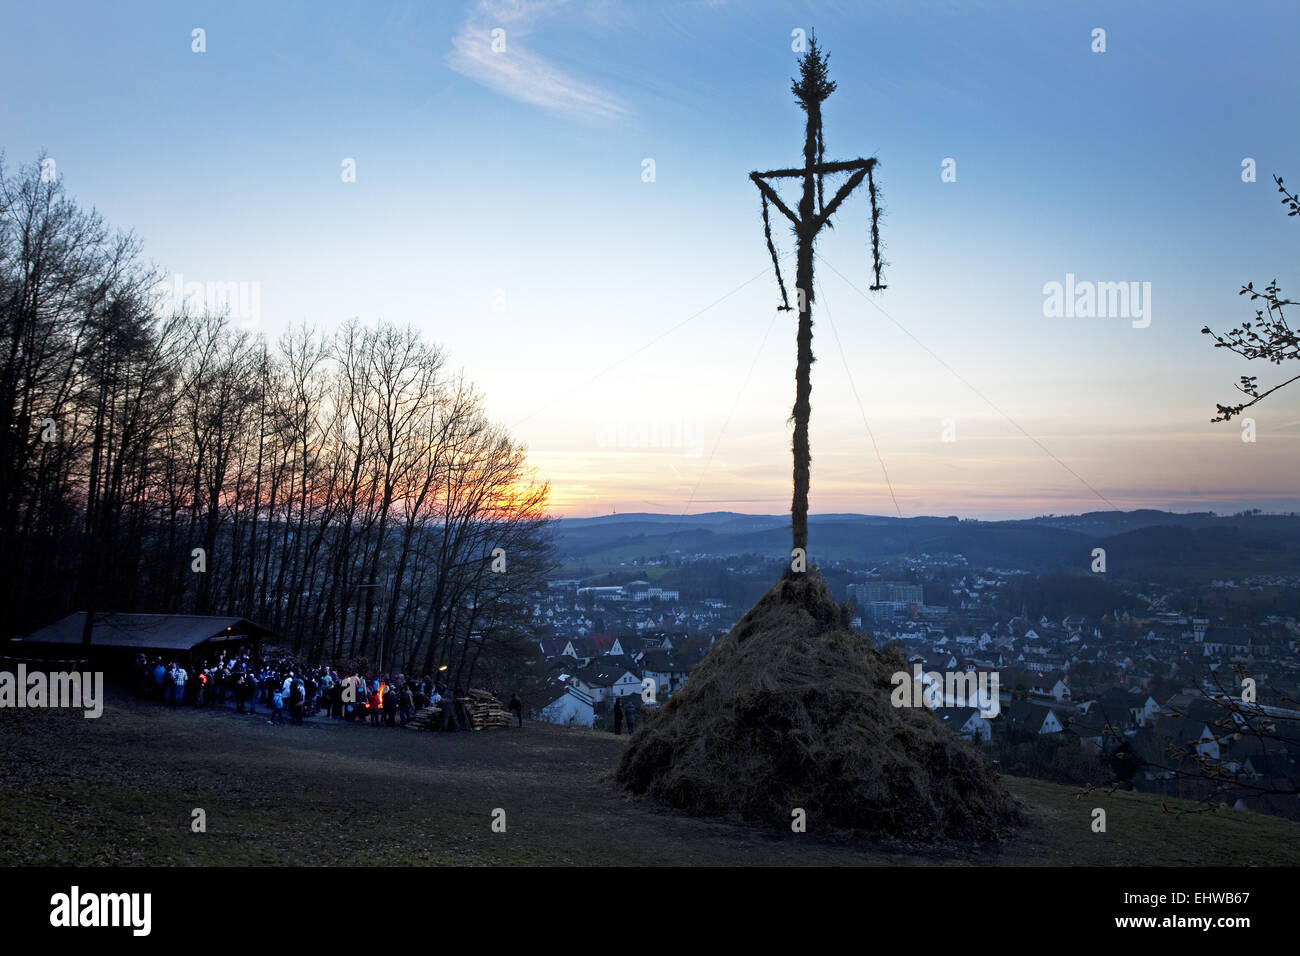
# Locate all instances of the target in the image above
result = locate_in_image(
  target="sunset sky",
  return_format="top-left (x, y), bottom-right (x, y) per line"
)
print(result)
top-left (4, 0), bottom-right (1298, 519)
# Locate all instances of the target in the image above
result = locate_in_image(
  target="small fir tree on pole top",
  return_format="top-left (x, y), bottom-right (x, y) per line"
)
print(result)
top-left (793, 32), bottom-right (836, 110)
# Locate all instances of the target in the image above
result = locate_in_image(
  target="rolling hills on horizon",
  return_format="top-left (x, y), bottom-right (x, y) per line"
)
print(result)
top-left (551, 510), bottom-right (1300, 581)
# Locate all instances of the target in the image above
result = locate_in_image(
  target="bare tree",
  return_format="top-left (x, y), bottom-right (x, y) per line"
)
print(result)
top-left (0, 156), bottom-right (556, 685)
top-left (1203, 175), bottom-right (1300, 421)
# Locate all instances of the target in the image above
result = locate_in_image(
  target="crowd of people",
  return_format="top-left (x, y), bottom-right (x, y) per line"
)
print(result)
top-left (128, 649), bottom-right (522, 730)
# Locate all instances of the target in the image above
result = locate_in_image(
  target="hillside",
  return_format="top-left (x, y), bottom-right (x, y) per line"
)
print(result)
top-left (2, 688), bottom-right (1297, 866)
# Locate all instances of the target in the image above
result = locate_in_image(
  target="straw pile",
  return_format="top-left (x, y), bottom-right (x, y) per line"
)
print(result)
top-left (615, 573), bottom-right (1020, 842)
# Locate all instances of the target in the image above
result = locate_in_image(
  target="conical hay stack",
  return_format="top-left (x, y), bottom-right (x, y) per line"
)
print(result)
top-left (616, 574), bottom-right (1021, 842)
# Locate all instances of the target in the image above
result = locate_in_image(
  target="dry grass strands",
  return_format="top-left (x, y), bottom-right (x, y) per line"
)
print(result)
top-left (616, 573), bottom-right (1022, 842)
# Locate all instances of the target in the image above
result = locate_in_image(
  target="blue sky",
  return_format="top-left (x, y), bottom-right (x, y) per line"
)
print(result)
top-left (4, 0), bottom-right (1298, 518)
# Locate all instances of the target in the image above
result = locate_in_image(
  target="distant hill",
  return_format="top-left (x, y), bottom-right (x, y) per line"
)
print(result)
top-left (553, 510), bottom-right (1300, 580)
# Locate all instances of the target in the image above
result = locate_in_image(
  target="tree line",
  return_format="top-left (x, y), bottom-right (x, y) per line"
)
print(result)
top-left (0, 154), bottom-right (554, 685)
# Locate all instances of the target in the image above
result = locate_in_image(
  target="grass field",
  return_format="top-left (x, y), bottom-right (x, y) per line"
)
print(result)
top-left (2, 687), bottom-right (1297, 866)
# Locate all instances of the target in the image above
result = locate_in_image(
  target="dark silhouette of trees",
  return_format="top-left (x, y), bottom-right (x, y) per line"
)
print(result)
top-left (0, 155), bottom-right (555, 685)
top-left (1203, 175), bottom-right (1300, 421)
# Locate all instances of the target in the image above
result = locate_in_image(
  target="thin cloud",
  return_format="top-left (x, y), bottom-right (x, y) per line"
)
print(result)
top-left (445, 0), bottom-right (629, 122)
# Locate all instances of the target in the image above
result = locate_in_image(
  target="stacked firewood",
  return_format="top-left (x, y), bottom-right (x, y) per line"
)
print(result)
top-left (466, 689), bottom-right (514, 730)
top-left (405, 704), bottom-right (441, 730)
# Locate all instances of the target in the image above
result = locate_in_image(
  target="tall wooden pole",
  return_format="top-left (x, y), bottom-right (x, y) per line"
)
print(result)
top-left (791, 96), bottom-right (820, 558)
top-left (750, 35), bottom-right (886, 572)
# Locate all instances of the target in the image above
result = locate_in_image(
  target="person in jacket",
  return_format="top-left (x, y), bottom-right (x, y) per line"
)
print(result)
top-left (170, 664), bottom-right (187, 706)
top-left (400, 684), bottom-right (414, 726)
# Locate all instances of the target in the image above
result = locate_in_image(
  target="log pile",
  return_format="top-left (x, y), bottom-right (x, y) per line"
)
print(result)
top-left (406, 704), bottom-right (441, 730)
top-left (467, 689), bottom-right (514, 730)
